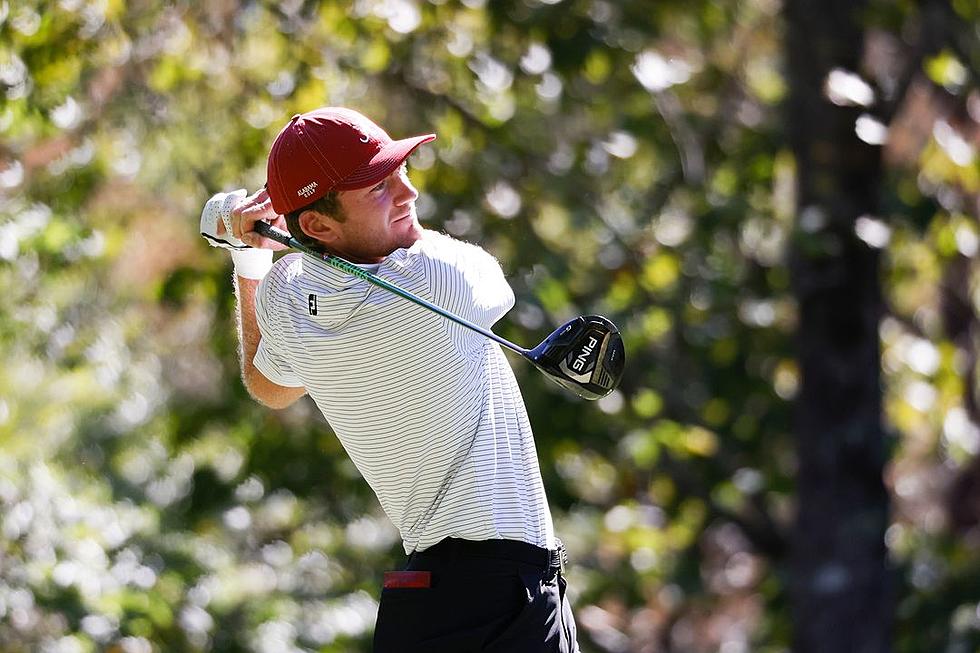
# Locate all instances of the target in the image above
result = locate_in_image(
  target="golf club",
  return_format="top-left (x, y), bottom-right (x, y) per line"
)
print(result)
top-left (252, 221), bottom-right (625, 400)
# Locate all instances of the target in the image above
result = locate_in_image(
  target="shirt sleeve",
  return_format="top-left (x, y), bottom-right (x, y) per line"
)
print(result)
top-left (422, 231), bottom-right (516, 329)
top-left (252, 271), bottom-right (305, 388)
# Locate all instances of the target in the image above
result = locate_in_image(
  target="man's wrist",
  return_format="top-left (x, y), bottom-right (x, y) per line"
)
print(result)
top-left (231, 248), bottom-right (274, 279)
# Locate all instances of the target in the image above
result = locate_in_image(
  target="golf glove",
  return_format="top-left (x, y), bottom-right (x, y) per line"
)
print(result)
top-left (200, 189), bottom-right (273, 279)
top-left (201, 189), bottom-right (249, 250)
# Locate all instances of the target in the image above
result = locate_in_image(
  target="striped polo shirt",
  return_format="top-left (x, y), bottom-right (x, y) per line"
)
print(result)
top-left (252, 230), bottom-right (555, 554)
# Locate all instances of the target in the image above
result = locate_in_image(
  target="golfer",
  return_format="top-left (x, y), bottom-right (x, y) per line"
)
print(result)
top-left (200, 107), bottom-right (579, 652)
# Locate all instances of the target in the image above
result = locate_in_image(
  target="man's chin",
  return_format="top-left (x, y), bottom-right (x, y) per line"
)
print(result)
top-left (399, 221), bottom-right (423, 247)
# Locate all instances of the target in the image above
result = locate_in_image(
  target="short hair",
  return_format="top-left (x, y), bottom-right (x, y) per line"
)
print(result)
top-left (285, 191), bottom-right (345, 252)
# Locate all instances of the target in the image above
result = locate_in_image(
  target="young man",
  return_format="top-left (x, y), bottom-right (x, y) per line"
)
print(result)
top-left (200, 107), bottom-right (579, 652)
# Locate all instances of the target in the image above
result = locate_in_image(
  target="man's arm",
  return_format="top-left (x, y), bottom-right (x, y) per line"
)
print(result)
top-left (235, 275), bottom-right (307, 410)
top-left (201, 188), bottom-right (306, 409)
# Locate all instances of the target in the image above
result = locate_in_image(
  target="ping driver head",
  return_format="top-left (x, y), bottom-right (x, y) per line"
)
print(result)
top-left (525, 315), bottom-right (625, 400)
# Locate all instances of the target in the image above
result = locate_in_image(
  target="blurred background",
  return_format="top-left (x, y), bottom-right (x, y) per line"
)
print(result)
top-left (2, 0), bottom-right (979, 651)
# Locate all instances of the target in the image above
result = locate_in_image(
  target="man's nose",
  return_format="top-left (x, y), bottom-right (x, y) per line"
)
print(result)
top-left (393, 172), bottom-right (419, 205)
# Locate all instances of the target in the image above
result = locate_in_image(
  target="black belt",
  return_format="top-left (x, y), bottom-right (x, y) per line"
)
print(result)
top-left (413, 537), bottom-right (568, 572)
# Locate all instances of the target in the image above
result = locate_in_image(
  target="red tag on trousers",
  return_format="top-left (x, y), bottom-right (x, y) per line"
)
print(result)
top-left (383, 571), bottom-right (432, 589)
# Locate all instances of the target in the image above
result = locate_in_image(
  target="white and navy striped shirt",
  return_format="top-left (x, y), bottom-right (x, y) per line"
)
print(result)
top-left (253, 230), bottom-right (555, 554)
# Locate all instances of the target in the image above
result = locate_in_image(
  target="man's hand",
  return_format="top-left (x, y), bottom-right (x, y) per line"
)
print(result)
top-left (201, 189), bottom-right (250, 250)
top-left (200, 188), bottom-right (286, 280)
top-left (201, 188), bottom-right (291, 251)
top-left (230, 188), bottom-right (290, 251)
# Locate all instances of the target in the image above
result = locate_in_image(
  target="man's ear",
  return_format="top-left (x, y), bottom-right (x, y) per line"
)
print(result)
top-left (298, 210), bottom-right (339, 245)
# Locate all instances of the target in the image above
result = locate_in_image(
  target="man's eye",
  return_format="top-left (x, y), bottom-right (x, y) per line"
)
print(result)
top-left (371, 180), bottom-right (386, 192)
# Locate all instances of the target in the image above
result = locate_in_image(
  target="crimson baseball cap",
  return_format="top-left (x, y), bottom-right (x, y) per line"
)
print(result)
top-left (265, 107), bottom-right (436, 215)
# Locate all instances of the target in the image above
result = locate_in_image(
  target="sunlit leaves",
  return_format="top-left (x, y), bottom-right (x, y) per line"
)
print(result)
top-left (534, 275), bottom-right (572, 314)
top-left (639, 307), bottom-right (672, 343)
top-left (924, 50), bottom-right (969, 92)
top-left (632, 388), bottom-right (665, 419)
top-left (621, 421), bottom-right (720, 469)
top-left (640, 252), bottom-right (681, 293)
top-left (0, 0), bottom-right (976, 650)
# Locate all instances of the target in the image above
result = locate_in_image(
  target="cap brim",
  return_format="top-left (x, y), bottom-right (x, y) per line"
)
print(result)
top-left (335, 134), bottom-right (436, 191)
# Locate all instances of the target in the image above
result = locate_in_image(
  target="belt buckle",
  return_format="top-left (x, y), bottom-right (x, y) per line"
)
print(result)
top-left (554, 537), bottom-right (568, 572)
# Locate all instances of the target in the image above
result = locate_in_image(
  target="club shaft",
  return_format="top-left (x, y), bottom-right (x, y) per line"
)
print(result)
top-left (252, 222), bottom-right (529, 356)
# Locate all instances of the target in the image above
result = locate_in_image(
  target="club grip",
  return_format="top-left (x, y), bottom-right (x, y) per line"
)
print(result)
top-left (253, 221), bottom-right (293, 247)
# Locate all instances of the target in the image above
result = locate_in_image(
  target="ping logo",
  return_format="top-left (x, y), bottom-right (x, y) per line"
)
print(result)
top-left (308, 294), bottom-right (317, 315)
top-left (570, 336), bottom-right (599, 372)
top-left (297, 181), bottom-right (319, 198)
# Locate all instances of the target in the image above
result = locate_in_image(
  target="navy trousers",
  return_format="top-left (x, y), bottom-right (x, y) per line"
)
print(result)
top-left (373, 538), bottom-right (580, 652)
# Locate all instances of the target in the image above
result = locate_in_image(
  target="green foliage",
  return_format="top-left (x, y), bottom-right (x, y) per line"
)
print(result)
top-left (1, 0), bottom-right (979, 651)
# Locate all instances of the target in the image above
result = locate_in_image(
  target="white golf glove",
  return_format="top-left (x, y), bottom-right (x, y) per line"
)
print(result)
top-left (200, 189), bottom-right (274, 279)
top-left (201, 189), bottom-right (249, 250)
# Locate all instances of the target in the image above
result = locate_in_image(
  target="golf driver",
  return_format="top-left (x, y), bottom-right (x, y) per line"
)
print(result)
top-left (253, 221), bottom-right (625, 400)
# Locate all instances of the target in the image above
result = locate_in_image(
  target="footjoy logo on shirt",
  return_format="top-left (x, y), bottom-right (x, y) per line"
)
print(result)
top-left (297, 181), bottom-right (318, 198)
top-left (308, 294), bottom-right (317, 315)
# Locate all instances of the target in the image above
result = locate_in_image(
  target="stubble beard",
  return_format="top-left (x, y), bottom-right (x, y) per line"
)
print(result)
top-left (391, 205), bottom-right (422, 250)
top-left (339, 212), bottom-right (421, 263)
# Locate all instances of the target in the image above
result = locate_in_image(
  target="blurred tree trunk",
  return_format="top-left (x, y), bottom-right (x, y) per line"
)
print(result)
top-left (784, 1), bottom-right (892, 652)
